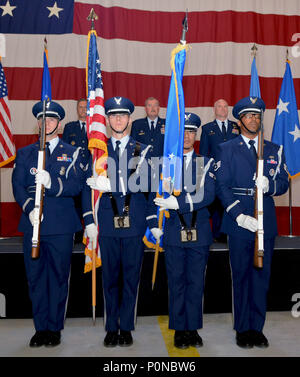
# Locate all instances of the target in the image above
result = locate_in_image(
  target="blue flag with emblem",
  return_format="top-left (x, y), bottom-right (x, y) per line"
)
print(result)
top-left (41, 39), bottom-right (51, 102)
top-left (143, 43), bottom-right (188, 251)
top-left (250, 56), bottom-right (261, 98)
top-left (271, 60), bottom-right (300, 178)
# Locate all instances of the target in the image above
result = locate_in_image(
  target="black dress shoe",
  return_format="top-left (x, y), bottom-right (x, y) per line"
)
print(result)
top-left (236, 331), bottom-right (253, 349)
top-left (103, 331), bottom-right (118, 347)
top-left (250, 330), bottom-right (269, 348)
top-left (118, 330), bottom-right (133, 347)
top-left (174, 330), bottom-right (189, 349)
top-left (45, 331), bottom-right (61, 347)
top-left (29, 331), bottom-right (47, 347)
top-left (188, 330), bottom-right (203, 348)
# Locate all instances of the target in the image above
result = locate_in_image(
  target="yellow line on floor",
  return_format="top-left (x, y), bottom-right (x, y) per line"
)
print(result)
top-left (157, 315), bottom-right (200, 357)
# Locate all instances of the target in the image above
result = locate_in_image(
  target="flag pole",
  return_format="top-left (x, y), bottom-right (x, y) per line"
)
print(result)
top-left (286, 49), bottom-right (295, 238)
top-left (87, 8), bottom-right (99, 325)
top-left (151, 10), bottom-right (188, 290)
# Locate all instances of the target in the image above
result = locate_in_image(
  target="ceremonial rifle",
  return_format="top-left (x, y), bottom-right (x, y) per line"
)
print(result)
top-left (31, 100), bottom-right (47, 259)
top-left (254, 109), bottom-right (264, 268)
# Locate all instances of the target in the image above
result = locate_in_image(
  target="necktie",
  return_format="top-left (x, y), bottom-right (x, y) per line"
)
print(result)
top-left (81, 122), bottom-right (86, 135)
top-left (115, 140), bottom-right (121, 159)
top-left (248, 140), bottom-right (257, 162)
top-left (221, 121), bottom-right (226, 138)
top-left (45, 142), bottom-right (51, 159)
top-left (150, 121), bottom-right (155, 133)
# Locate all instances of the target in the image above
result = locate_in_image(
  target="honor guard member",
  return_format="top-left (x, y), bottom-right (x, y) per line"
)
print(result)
top-left (12, 101), bottom-right (87, 348)
top-left (199, 99), bottom-right (239, 242)
top-left (85, 96), bottom-right (153, 348)
top-left (62, 98), bottom-right (89, 243)
top-left (215, 96), bottom-right (289, 348)
top-left (130, 97), bottom-right (165, 157)
top-left (153, 113), bottom-right (216, 349)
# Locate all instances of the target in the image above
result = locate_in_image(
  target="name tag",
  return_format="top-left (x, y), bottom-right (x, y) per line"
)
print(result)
top-left (180, 228), bottom-right (197, 242)
top-left (114, 216), bottom-right (130, 229)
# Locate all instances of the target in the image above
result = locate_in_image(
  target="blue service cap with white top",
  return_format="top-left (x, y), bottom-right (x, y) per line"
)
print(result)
top-left (232, 96), bottom-right (266, 120)
top-left (104, 96), bottom-right (134, 115)
top-left (184, 112), bottom-right (201, 131)
top-left (32, 100), bottom-right (65, 120)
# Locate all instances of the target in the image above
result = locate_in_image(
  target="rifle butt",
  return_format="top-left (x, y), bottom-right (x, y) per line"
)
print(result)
top-left (253, 236), bottom-right (263, 268)
top-left (31, 245), bottom-right (40, 259)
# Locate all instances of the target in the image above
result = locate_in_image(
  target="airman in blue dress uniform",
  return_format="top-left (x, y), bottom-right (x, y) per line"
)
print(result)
top-left (199, 99), bottom-right (240, 242)
top-left (12, 100), bottom-right (87, 348)
top-left (215, 96), bottom-right (289, 348)
top-left (153, 113), bottom-right (216, 349)
top-left (85, 96), bottom-right (154, 348)
top-left (130, 97), bottom-right (165, 157)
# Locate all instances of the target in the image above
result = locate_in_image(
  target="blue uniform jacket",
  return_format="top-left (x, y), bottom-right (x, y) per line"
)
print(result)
top-left (131, 117), bottom-right (165, 157)
top-left (83, 137), bottom-right (154, 238)
top-left (215, 136), bottom-right (289, 240)
top-left (12, 140), bottom-right (86, 235)
top-left (62, 121), bottom-right (90, 163)
top-left (199, 120), bottom-right (239, 159)
top-left (154, 153), bottom-right (216, 247)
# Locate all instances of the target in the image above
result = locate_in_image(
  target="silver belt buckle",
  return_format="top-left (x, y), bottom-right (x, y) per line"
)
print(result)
top-left (181, 228), bottom-right (197, 242)
top-left (114, 216), bottom-right (130, 229)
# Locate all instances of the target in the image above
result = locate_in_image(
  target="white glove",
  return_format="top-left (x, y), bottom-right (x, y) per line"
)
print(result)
top-left (255, 175), bottom-right (269, 194)
top-left (35, 169), bottom-right (51, 189)
top-left (29, 209), bottom-right (43, 226)
top-left (154, 195), bottom-right (179, 210)
top-left (236, 214), bottom-right (258, 232)
top-left (150, 227), bottom-right (164, 242)
top-left (86, 176), bottom-right (111, 192)
top-left (86, 223), bottom-right (98, 248)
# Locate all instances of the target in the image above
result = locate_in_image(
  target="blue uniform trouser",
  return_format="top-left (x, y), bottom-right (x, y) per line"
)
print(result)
top-left (99, 236), bottom-right (144, 332)
top-left (164, 245), bottom-right (209, 331)
top-left (228, 236), bottom-right (275, 333)
top-left (23, 233), bottom-right (74, 332)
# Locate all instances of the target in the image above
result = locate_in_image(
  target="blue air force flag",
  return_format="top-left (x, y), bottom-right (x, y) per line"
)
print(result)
top-left (271, 60), bottom-right (300, 178)
top-left (250, 56), bottom-right (261, 98)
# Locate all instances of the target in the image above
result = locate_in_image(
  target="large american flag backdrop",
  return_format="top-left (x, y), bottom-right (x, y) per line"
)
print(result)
top-left (1, 0), bottom-right (300, 236)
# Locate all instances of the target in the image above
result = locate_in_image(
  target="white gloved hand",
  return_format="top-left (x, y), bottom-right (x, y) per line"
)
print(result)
top-left (236, 214), bottom-right (258, 232)
top-left (35, 169), bottom-right (51, 189)
top-left (154, 195), bottom-right (179, 210)
top-left (86, 176), bottom-right (111, 192)
top-left (150, 227), bottom-right (164, 242)
top-left (29, 209), bottom-right (44, 226)
top-left (255, 175), bottom-right (269, 194)
top-left (86, 223), bottom-right (98, 248)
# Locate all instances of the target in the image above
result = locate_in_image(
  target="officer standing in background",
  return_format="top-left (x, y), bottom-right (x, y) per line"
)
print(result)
top-left (131, 97), bottom-right (165, 157)
top-left (12, 101), bottom-right (87, 348)
top-left (62, 98), bottom-right (90, 243)
top-left (62, 98), bottom-right (90, 163)
top-left (199, 99), bottom-right (239, 242)
top-left (85, 96), bottom-right (154, 348)
top-left (215, 96), bottom-right (289, 348)
top-left (153, 113), bottom-right (216, 349)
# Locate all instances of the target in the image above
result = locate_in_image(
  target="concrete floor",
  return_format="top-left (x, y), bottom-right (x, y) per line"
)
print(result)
top-left (0, 312), bottom-right (299, 357)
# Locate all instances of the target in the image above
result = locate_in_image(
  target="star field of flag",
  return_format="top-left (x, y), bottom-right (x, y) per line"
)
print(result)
top-left (0, 63), bottom-right (8, 98)
top-left (0, 0), bottom-right (74, 34)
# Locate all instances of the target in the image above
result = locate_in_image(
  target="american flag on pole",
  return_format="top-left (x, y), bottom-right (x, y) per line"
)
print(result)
top-left (84, 28), bottom-right (107, 273)
top-left (0, 59), bottom-right (15, 167)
